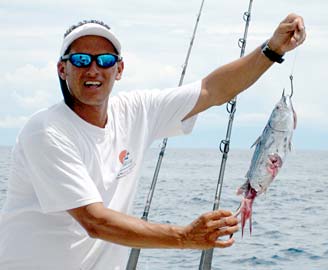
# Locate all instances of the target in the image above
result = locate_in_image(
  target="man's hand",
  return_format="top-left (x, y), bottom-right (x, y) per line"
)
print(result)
top-left (268, 13), bottom-right (306, 55)
top-left (181, 210), bottom-right (239, 249)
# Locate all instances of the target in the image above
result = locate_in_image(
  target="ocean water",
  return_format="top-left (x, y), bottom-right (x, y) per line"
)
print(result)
top-left (0, 146), bottom-right (327, 270)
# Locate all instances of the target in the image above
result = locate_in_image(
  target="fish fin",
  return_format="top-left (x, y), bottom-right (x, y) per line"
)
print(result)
top-left (250, 136), bottom-right (261, 148)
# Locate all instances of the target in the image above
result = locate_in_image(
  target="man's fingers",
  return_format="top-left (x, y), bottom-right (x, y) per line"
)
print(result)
top-left (279, 14), bottom-right (305, 34)
top-left (214, 238), bottom-right (235, 248)
top-left (217, 225), bottom-right (239, 237)
top-left (297, 18), bottom-right (305, 31)
top-left (279, 21), bottom-right (297, 33)
top-left (283, 13), bottom-right (304, 25)
top-left (200, 210), bottom-right (233, 223)
top-left (185, 210), bottom-right (239, 249)
top-left (274, 15), bottom-right (306, 51)
top-left (295, 24), bottom-right (306, 45)
top-left (208, 224), bottom-right (239, 242)
top-left (210, 210), bottom-right (234, 220)
top-left (207, 216), bottom-right (239, 230)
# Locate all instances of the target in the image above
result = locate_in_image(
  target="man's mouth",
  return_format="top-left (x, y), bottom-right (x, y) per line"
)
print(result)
top-left (84, 81), bottom-right (102, 88)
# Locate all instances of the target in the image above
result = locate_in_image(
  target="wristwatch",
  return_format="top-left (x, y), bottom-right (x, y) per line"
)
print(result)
top-left (261, 41), bottom-right (285, 64)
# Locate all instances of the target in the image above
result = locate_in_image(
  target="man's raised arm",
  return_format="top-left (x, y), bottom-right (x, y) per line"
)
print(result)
top-left (183, 13), bottom-right (306, 120)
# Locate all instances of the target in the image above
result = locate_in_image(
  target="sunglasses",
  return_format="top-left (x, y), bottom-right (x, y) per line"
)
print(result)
top-left (61, 53), bottom-right (122, 68)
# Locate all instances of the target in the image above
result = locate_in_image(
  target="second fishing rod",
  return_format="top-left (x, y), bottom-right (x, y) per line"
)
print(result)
top-left (198, 0), bottom-right (254, 269)
top-left (125, 0), bottom-right (206, 269)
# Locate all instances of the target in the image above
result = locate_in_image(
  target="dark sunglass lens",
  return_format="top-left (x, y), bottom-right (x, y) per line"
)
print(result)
top-left (70, 54), bottom-right (92, 67)
top-left (97, 54), bottom-right (117, 68)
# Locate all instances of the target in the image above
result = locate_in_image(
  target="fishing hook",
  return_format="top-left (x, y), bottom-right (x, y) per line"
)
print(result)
top-left (282, 75), bottom-right (294, 98)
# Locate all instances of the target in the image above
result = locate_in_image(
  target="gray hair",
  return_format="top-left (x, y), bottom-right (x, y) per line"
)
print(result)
top-left (63, 20), bottom-right (111, 38)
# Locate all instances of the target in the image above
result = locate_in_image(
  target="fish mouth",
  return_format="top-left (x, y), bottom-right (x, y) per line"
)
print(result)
top-left (280, 78), bottom-right (296, 129)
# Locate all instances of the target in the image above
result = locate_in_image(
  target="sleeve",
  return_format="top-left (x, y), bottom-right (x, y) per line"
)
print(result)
top-left (140, 80), bottom-right (201, 140)
top-left (21, 128), bottom-right (103, 213)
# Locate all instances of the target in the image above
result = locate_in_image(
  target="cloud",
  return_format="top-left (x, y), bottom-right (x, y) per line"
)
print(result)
top-left (0, 115), bottom-right (28, 128)
top-left (235, 113), bottom-right (268, 127)
top-left (295, 104), bottom-right (328, 129)
top-left (0, 0), bottom-right (327, 149)
top-left (0, 62), bottom-right (60, 110)
top-left (114, 52), bottom-right (181, 92)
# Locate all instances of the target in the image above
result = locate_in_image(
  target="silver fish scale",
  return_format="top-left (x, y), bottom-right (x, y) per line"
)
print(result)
top-left (242, 95), bottom-right (295, 195)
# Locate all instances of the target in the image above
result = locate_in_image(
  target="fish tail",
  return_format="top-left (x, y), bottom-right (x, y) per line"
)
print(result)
top-left (239, 197), bottom-right (255, 237)
top-left (235, 184), bottom-right (257, 236)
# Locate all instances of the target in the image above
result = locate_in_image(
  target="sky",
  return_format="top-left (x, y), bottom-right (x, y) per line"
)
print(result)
top-left (0, 0), bottom-right (327, 150)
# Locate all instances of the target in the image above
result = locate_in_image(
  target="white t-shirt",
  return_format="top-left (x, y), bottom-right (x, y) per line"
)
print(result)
top-left (0, 81), bottom-right (201, 270)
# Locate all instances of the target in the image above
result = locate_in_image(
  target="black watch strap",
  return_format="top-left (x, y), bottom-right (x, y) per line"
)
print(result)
top-left (261, 41), bottom-right (285, 64)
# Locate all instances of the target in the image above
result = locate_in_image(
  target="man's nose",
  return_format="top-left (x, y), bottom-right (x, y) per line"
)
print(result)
top-left (86, 60), bottom-right (100, 76)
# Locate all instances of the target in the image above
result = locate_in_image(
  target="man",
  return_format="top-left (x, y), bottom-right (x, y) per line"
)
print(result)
top-left (0, 14), bottom-right (305, 269)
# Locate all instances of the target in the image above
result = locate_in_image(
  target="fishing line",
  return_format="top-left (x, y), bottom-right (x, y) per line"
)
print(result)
top-left (198, 0), bottom-right (254, 269)
top-left (290, 48), bottom-right (298, 76)
top-left (290, 46), bottom-right (300, 96)
top-left (286, 49), bottom-right (298, 97)
top-left (125, 1), bottom-right (206, 269)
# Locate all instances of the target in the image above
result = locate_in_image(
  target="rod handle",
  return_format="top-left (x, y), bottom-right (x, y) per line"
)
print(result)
top-left (125, 248), bottom-right (141, 270)
top-left (199, 249), bottom-right (214, 270)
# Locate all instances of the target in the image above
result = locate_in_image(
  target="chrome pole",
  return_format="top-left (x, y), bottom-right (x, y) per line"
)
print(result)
top-left (126, 0), bottom-right (206, 269)
top-left (198, 1), bottom-right (254, 269)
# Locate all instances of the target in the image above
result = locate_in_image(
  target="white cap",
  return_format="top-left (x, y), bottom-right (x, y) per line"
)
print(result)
top-left (60, 22), bottom-right (121, 57)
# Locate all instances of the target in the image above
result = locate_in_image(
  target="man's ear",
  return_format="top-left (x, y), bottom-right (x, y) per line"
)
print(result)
top-left (57, 61), bottom-right (67, 80)
top-left (115, 61), bottom-right (124, 81)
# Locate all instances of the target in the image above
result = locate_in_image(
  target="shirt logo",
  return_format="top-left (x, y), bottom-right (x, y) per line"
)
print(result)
top-left (119, 150), bottom-right (129, 164)
top-left (117, 150), bottom-right (135, 179)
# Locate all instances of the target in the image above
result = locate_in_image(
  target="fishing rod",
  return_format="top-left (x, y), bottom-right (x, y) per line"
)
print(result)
top-left (125, 0), bottom-right (206, 269)
top-left (198, 0), bottom-right (254, 269)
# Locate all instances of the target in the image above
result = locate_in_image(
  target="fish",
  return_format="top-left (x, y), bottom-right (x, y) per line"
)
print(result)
top-left (235, 91), bottom-right (297, 236)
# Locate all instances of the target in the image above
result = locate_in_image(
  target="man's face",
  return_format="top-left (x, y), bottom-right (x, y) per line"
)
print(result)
top-left (57, 35), bottom-right (124, 108)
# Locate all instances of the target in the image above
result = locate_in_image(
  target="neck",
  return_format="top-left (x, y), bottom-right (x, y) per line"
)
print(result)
top-left (71, 101), bottom-right (108, 128)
